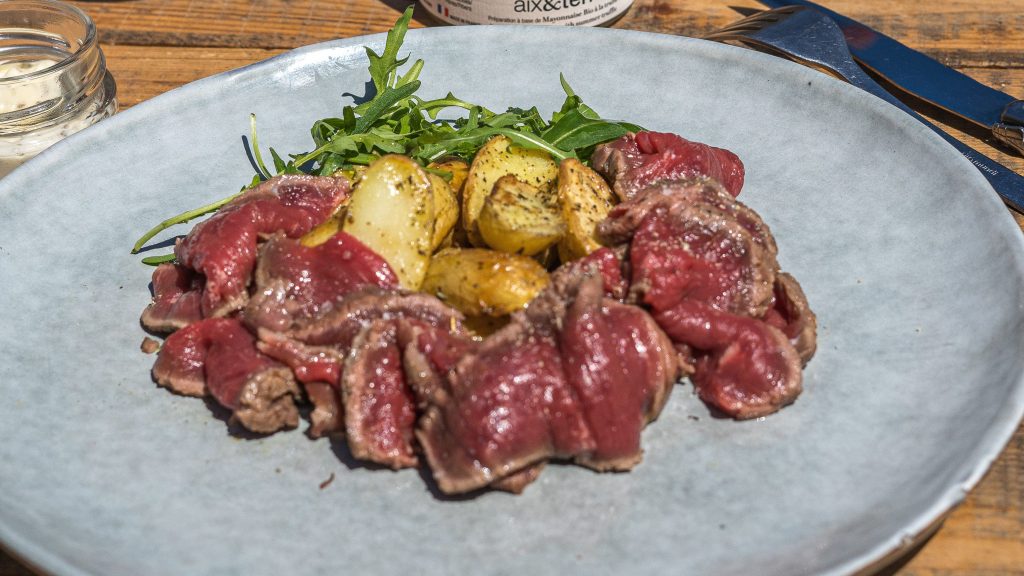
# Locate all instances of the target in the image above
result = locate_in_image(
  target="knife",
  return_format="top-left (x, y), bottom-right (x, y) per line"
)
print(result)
top-left (755, 0), bottom-right (1024, 156)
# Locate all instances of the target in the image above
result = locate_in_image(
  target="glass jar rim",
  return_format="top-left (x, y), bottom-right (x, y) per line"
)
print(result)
top-left (0, 0), bottom-right (99, 83)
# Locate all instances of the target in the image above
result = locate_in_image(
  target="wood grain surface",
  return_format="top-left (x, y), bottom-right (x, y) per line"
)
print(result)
top-left (2, 1), bottom-right (1022, 574)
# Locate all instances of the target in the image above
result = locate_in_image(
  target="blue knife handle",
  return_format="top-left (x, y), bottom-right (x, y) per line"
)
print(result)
top-left (843, 63), bottom-right (1024, 212)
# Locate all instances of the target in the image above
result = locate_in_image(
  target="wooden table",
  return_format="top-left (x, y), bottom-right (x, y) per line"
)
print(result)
top-left (2, 1), bottom-right (1021, 574)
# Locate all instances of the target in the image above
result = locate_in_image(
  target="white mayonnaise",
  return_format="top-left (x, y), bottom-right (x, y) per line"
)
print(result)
top-left (0, 1), bottom-right (117, 179)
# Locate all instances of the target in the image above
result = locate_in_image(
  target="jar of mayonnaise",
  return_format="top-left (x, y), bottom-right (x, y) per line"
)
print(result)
top-left (0, 1), bottom-right (117, 178)
top-left (421, 0), bottom-right (633, 26)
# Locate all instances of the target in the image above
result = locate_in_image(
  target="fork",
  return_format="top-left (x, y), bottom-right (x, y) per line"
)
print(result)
top-left (704, 6), bottom-right (1024, 212)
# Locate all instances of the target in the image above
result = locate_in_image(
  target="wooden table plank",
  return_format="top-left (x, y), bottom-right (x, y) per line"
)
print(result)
top-left (98, 46), bottom-right (1024, 177)
top-left (67, 0), bottom-right (1024, 67)
top-left (3, 2), bottom-right (1023, 574)
top-left (898, 430), bottom-right (1024, 575)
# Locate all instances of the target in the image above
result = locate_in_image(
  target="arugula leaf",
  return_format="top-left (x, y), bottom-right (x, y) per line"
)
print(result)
top-left (353, 80), bottom-right (421, 134)
top-left (142, 254), bottom-right (177, 266)
top-left (131, 190), bottom-right (244, 255)
top-left (270, 148), bottom-right (288, 173)
top-left (365, 6), bottom-right (414, 93)
top-left (542, 108), bottom-right (639, 152)
top-left (132, 5), bottom-right (645, 259)
top-left (249, 113), bottom-right (273, 180)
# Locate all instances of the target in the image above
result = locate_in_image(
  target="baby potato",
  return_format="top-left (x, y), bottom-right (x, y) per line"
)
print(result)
top-left (462, 135), bottom-right (558, 246)
top-left (342, 155), bottom-right (434, 289)
top-left (427, 172), bottom-right (459, 251)
top-left (556, 158), bottom-right (617, 262)
top-left (421, 247), bottom-right (550, 316)
top-left (427, 158), bottom-right (470, 195)
top-left (478, 175), bottom-right (564, 256)
top-left (300, 212), bottom-right (346, 247)
top-left (330, 165), bottom-right (367, 185)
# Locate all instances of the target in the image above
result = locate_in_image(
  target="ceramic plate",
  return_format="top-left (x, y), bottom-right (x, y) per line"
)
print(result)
top-left (1, 25), bottom-right (1022, 576)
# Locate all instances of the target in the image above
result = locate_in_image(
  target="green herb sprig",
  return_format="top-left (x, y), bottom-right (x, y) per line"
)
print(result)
top-left (132, 6), bottom-right (641, 262)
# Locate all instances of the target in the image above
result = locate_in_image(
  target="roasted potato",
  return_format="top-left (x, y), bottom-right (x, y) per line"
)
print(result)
top-left (477, 175), bottom-right (564, 256)
top-left (427, 172), bottom-right (459, 250)
top-left (427, 158), bottom-right (470, 195)
top-left (556, 158), bottom-right (617, 262)
top-left (462, 135), bottom-right (558, 246)
top-left (421, 247), bottom-right (550, 316)
top-left (300, 212), bottom-right (345, 247)
top-left (342, 155), bottom-right (434, 289)
top-left (332, 165), bottom-right (367, 185)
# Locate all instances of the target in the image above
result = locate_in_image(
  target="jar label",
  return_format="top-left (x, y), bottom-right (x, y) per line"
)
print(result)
top-left (423, 0), bottom-right (632, 26)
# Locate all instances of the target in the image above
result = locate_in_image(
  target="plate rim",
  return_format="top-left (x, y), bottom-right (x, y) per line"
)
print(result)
top-left (2, 24), bottom-right (1023, 576)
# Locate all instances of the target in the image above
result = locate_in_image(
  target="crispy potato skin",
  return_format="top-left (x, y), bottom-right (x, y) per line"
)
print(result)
top-left (557, 158), bottom-right (617, 262)
top-left (478, 175), bottom-right (564, 256)
top-left (427, 172), bottom-right (459, 251)
top-left (342, 155), bottom-right (434, 289)
top-left (421, 247), bottom-right (550, 316)
top-left (429, 159), bottom-right (471, 247)
top-left (462, 136), bottom-right (558, 246)
top-left (427, 159), bottom-right (469, 196)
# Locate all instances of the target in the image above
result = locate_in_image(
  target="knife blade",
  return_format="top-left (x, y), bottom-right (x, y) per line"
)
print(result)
top-left (754, 0), bottom-right (1024, 155)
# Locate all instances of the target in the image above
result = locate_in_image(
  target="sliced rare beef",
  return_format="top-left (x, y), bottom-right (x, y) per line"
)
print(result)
top-left (258, 288), bottom-right (465, 386)
top-left (409, 273), bottom-right (680, 494)
top-left (175, 174), bottom-right (350, 318)
top-left (409, 318), bottom-right (593, 494)
top-left (244, 231), bottom-right (398, 333)
top-left (490, 462), bottom-right (547, 494)
top-left (340, 320), bottom-right (418, 469)
top-left (304, 381), bottom-right (344, 439)
top-left (761, 272), bottom-right (818, 366)
top-left (152, 317), bottom-right (301, 433)
top-left (257, 289), bottom-right (466, 441)
top-left (285, 288), bottom-right (464, 348)
top-left (254, 331), bottom-right (349, 438)
top-left (623, 188), bottom-right (777, 317)
top-left (590, 131), bottom-right (745, 200)
top-left (140, 264), bottom-right (204, 333)
top-left (599, 178), bottom-right (777, 256)
top-left (595, 179), bottom-right (814, 418)
top-left (557, 275), bottom-right (678, 471)
top-left (557, 246), bottom-right (629, 301)
top-left (655, 300), bottom-right (802, 419)
top-left (257, 331), bottom-right (347, 387)
top-left (139, 134), bottom-right (817, 495)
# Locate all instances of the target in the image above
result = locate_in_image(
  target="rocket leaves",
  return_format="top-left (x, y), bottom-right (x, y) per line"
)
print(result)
top-left (132, 5), bottom-right (641, 260)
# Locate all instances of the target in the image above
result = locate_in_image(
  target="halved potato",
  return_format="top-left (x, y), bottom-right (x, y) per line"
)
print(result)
top-left (342, 155), bottom-right (434, 289)
top-left (300, 212), bottom-right (345, 247)
top-left (330, 165), bottom-right (368, 184)
top-left (462, 135), bottom-right (558, 246)
top-left (427, 158), bottom-right (470, 196)
top-left (427, 172), bottom-right (459, 251)
top-left (478, 175), bottom-right (564, 256)
top-left (556, 158), bottom-right (617, 262)
top-left (421, 247), bottom-right (550, 316)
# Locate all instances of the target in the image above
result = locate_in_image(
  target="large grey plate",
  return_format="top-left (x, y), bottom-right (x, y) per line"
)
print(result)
top-left (1, 25), bottom-right (1022, 576)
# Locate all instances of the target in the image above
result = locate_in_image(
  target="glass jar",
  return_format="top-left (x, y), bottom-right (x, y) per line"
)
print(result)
top-left (421, 0), bottom-right (633, 26)
top-left (0, 0), bottom-right (117, 178)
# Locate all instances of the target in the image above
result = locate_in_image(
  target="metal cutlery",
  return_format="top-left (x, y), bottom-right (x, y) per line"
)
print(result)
top-left (704, 6), bottom-right (1024, 212)
top-left (754, 0), bottom-right (1024, 156)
